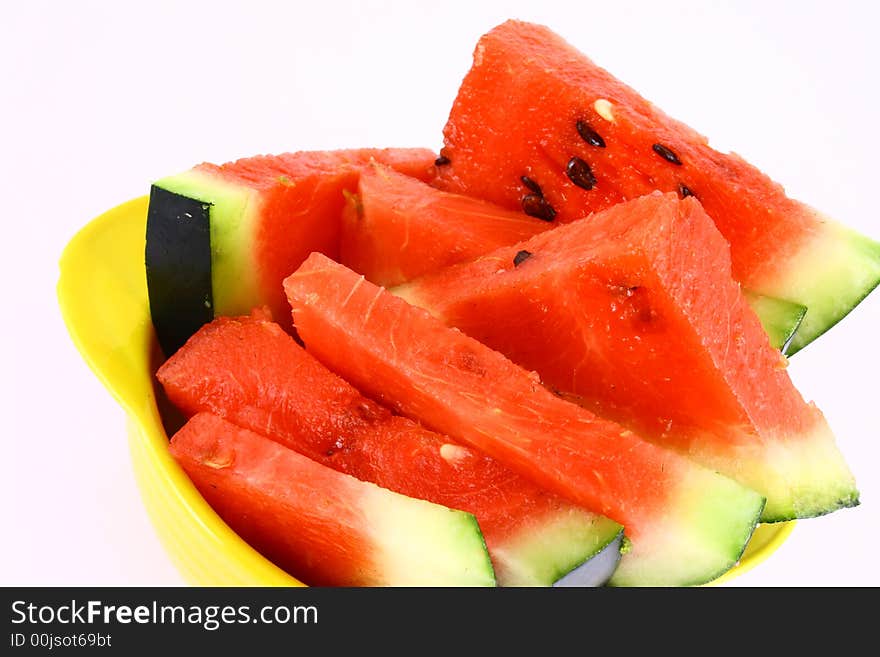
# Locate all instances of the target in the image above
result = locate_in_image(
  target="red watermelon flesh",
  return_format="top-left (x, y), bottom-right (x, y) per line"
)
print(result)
top-left (339, 162), bottom-right (546, 287)
top-left (283, 253), bottom-right (765, 587)
top-left (152, 148), bottom-right (437, 328)
top-left (169, 412), bottom-right (496, 586)
top-left (395, 192), bottom-right (858, 522)
top-left (432, 20), bottom-right (880, 353)
top-left (157, 311), bottom-right (623, 586)
top-left (338, 162), bottom-right (803, 352)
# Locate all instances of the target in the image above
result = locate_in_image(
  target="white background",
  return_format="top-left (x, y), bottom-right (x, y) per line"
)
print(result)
top-left (3, 0), bottom-right (878, 587)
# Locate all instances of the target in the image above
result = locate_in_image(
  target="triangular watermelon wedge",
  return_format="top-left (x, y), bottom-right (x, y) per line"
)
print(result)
top-left (283, 253), bottom-right (766, 587)
top-left (431, 20), bottom-right (880, 353)
top-left (394, 192), bottom-right (859, 522)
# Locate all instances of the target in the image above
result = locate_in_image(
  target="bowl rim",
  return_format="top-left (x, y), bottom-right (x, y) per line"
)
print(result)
top-left (58, 195), bottom-right (300, 587)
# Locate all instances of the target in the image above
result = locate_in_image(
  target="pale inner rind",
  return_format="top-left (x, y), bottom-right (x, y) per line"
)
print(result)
top-left (154, 169), bottom-right (262, 317)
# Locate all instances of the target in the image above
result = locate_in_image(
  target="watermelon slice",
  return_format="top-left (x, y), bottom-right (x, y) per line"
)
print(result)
top-left (340, 163), bottom-right (805, 352)
top-left (394, 192), bottom-right (858, 522)
top-left (283, 253), bottom-right (766, 587)
top-left (431, 20), bottom-right (880, 353)
top-left (157, 311), bottom-right (624, 586)
top-left (169, 412), bottom-right (496, 586)
top-left (146, 147), bottom-right (436, 356)
top-left (340, 162), bottom-right (546, 287)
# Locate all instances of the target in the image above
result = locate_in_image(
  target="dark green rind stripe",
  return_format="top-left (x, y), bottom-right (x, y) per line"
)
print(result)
top-left (761, 490), bottom-right (860, 524)
top-left (145, 186), bottom-right (213, 358)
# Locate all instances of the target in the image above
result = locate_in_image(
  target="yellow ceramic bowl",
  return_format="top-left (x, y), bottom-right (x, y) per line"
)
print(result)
top-left (57, 196), bottom-right (794, 587)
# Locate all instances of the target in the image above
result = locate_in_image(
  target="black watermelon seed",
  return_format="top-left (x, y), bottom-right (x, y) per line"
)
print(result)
top-left (566, 156), bottom-right (597, 190)
top-left (652, 143), bottom-right (682, 165)
top-left (513, 250), bottom-right (533, 267)
top-left (521, 175), bottom-right (543, 196)
top-left (678, 183), bottom-right (695, 198)
top-left (434, 155), bottom-right (450, 166)
top-left (576, 119), bottom-right (606, 148)
top-left (522, 194), bottom-right (557, 222)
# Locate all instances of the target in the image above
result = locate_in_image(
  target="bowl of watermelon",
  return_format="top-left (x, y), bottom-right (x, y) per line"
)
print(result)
top-left (58, 20), bottom-right (875, 587)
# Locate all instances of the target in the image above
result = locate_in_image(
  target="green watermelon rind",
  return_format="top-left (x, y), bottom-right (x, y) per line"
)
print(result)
top-left (608, 467), bottom-right (765, 587)
top-left (174, 413), bottom-right (498, 587)
top-left (743, 292), bottom-right (806, 355)
top-left (775, 221), bottom-right (880, 354)
top-left (359, 481), bottom-right (498, 586)
top-left (493, 509), bottom-right (623, 586)
top-left (687, 420), bottom-right (860, 523)
top-left (152, 170), bottom-right (261, 319)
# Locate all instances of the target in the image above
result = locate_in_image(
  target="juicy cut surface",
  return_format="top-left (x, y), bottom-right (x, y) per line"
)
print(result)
top-left (283, 253), bottom-right (765, 586)
top-left (394, 193), bottom-right (858, 521)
